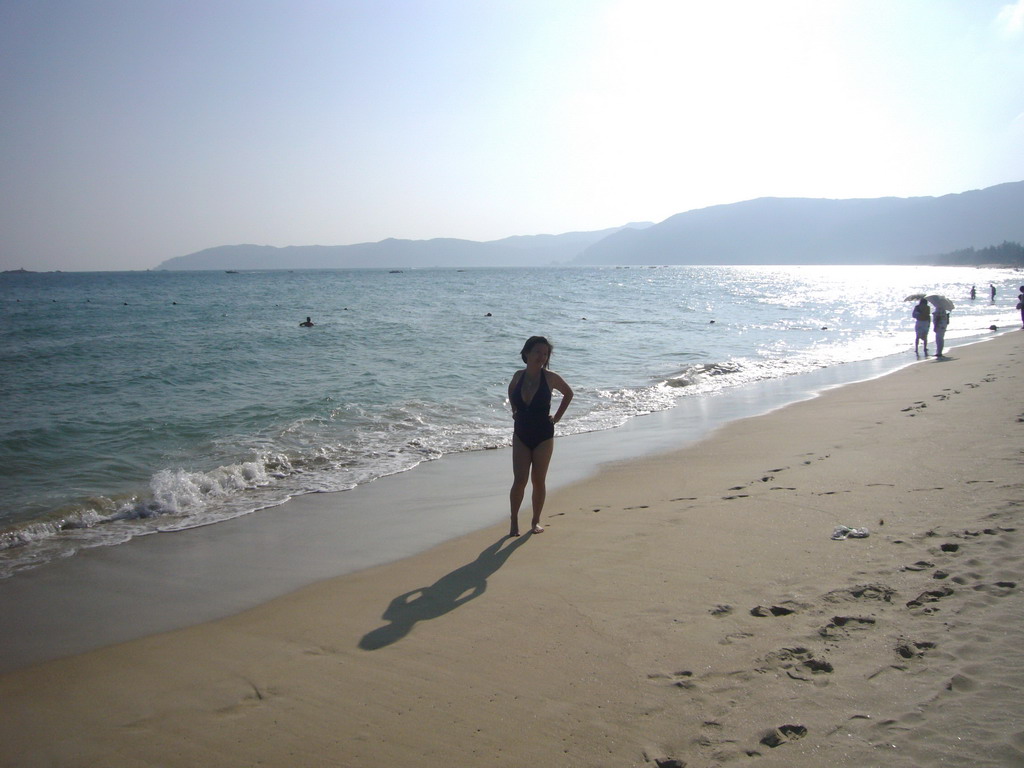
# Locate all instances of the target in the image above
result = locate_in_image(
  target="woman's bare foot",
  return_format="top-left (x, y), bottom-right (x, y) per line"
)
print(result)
top-left (509, 528), bottom-right (520, 538)
top-left (531, 524), bottom-right (544, 534)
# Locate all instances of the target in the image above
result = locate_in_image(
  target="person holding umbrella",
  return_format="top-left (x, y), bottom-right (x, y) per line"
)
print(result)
top-left (912, 298), bottom-right (931, 355)
top-left (933, 305), bottom-right (950, 357)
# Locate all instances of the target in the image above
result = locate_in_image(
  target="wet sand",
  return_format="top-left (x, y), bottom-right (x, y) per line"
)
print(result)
top-left (2, 332), bottom-right (1022, 767)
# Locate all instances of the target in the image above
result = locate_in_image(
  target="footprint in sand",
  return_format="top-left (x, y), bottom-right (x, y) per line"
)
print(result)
top-left (906, 586), bottom-right (954, 608)
top-left (801, 658), bottom-right (834, 674)
top-left (895, 639), bottom-right (936, 659)
top-left (819, 615), bottom-right (876, 639)
top-left (822, 584), bottom-right (895, 603)
top-left (647, 669), bottom-right (697, 686)
top-left (750, 603), bottom-right (800, 617)
top-left (759, 647), bottom-right (834, 680)
top-left (691, 721), bottom-right (744, 757)
top-left (869, 714), bottom-right (920, 735)
top-left (800, 452), bottom-right (831, 465)
top-left (946, 673), bottom-right (980, 692)
top-left (719, 631), bottom-right (754, 645)
top-left (901, 560), bottom-right (935, 572)
top-left (971, 581), bottom-right (1017, 597)
top-left (759, 724), bottom-right (808, 748)
top-left (950, 572), bottom-right (982, 584)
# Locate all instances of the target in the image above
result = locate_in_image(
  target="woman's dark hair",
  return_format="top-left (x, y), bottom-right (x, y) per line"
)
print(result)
top-left (520, 336), bottom-right (552, 366)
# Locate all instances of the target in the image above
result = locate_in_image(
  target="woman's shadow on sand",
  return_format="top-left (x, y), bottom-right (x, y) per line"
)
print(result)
top-left (359, 533), bottom-right (530, 650)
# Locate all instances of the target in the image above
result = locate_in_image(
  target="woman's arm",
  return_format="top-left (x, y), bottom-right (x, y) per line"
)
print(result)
top-left (508, 371), bottom-right (522, 417)
top-left (547, 372), bottom-right (574, 423)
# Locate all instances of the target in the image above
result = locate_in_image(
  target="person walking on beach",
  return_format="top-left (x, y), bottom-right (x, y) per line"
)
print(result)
top-left (912, 298), bottom-right (931, 355)
top-left (933, 307), bottom-right (950, 358)
top-left (1017, 287), bottom-right (1024, 328)
top-left (970, 285), bottom-right (976, 300)
top-left (508, 336), bottom-right (573, 537)
top-left (990, 284), bottom-right (996, 300)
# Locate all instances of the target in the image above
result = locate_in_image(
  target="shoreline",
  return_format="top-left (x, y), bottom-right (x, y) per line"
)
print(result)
top-left (1, 331), bottom-right (1022, 766)
top-left (0, 331), bottom-right (1010, 674)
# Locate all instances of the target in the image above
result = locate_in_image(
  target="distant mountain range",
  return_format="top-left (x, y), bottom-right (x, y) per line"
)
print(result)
top-left (157, 226), bottom-right (651, 271)
top-left (157, 181), bottom-right (1024, 270)
top-left (576, 181), bottom-right (1024, 266)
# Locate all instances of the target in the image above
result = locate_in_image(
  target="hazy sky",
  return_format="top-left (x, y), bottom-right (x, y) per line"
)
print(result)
top-left (2, 0), bottom-right (1023, 271)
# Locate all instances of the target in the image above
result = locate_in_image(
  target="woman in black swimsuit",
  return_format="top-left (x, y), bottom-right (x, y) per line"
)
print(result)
top-left (508, 336), bottom-right (574, 537)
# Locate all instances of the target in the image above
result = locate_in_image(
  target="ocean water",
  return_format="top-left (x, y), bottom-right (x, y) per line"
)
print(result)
top-left (1, 264), bottom-right (1021, 578)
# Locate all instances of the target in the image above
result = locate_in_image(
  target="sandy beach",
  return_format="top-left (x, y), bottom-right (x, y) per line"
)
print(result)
top-left (2, 332), bottom-right (1022, 767)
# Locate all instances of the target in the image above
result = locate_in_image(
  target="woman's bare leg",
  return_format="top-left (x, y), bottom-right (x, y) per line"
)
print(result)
top-left (509, 437), bottom-right (531, 536)
top-left (528, 439), bottom-right (554, 532)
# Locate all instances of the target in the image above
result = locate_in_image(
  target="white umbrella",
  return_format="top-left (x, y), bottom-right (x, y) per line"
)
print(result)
top-left (926, 294), bottom-right (955, 312)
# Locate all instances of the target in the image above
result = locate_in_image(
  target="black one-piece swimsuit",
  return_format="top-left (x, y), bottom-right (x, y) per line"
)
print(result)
top-left (511, 370), bottom-right (554, 450)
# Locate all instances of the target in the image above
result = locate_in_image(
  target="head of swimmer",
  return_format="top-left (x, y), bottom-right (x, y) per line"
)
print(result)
top-left (520, 336), bottom-right (553, 368)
